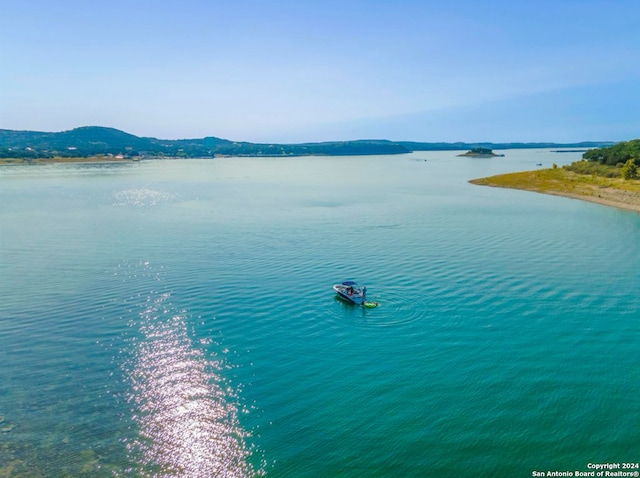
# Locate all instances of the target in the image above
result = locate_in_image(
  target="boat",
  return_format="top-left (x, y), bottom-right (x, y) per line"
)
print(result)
top-left (333, 281), bottom-right (367, 305)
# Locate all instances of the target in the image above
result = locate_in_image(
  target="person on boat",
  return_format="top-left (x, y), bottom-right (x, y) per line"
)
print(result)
top-left (363, 286), bottom-right (367, 299)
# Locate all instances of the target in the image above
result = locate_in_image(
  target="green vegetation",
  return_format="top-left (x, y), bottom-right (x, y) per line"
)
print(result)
top-left (622, 158), bottom-right (638, 179)
top-left (0, 126), bottom-right (614, 160)
top-left (0, 127), bottom-right (411, 159)
top-left (567, 139), bottom-right (640, 180)
top-left (470, 167), bottom-right (640, 212)
top-left (582, 139), bottom-right (640, 166)
top-left (457, 148), bottom-right (504, 157)
top-left (469, 147), bottom-right (493, 155)
top-left (470, 139), bottom-right (640, 212)
top-left (563, 160), bottom-right (622, 177)
top-left (399, 141), bottom-right (608, 151)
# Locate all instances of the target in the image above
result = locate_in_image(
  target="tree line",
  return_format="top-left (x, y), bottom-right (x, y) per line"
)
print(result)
top-left (574, 139), bottom-right (639, 179)
top-left (582, 139), bottom-right (639, 166)
top-left (0, 126), bottom-right (615, 159)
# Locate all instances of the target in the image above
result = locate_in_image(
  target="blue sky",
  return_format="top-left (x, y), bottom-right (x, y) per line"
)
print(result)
top-left (1, 0), bottom-right (639, 142)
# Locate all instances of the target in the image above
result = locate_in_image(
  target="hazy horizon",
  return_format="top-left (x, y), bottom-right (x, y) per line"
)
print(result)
top-left (0, 123), bottom-right (621, 146)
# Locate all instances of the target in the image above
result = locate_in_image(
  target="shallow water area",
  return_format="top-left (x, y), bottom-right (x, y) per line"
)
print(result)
top-left (1, 150), bottom-right (638, 477)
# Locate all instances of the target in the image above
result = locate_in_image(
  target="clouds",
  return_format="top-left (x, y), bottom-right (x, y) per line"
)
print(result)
top-left (1, 0), bottom-right (638, 141)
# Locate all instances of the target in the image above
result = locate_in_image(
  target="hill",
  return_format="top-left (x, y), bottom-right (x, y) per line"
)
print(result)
top-left (0, 127), bottom-right (410, 159)
top-left (0, 126), bottom-right (614, 159)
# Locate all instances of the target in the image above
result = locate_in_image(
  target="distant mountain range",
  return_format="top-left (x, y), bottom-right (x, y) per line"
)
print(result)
top-left (0, 126), bottom-right (613, 159)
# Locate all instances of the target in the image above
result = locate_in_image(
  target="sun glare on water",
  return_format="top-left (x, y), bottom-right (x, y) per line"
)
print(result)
top-left (121, 289), bottom-right (257, 477)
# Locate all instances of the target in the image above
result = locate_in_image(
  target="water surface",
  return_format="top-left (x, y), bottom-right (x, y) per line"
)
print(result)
top-left (1, 150), bottom-right (638, 477)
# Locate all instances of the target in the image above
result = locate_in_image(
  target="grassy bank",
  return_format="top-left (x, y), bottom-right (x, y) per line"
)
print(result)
top-left (470, 167), bottom-right (640, 213)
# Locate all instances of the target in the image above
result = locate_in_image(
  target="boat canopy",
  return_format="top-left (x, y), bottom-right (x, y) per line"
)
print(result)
top-left (341, 281), bottom-right (358, 286)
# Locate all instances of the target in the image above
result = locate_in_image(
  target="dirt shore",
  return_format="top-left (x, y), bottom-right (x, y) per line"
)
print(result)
top-left (470, 168), bottom-right (640, 214)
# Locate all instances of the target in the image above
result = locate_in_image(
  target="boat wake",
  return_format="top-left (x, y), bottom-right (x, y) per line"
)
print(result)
top-left (329, 287), bottom-right (430, 328)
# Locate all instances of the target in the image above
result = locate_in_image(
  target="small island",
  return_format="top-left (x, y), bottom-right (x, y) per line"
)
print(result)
top-left (470, 140), bottom-right (640, 213)
top-left (458, 148), bottom-right (505, 158)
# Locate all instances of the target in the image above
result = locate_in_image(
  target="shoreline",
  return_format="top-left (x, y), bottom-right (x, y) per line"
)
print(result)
top-left (470, 168), bottom-right (640, 214)
top-left (0, 156), bottom-right (137, 165)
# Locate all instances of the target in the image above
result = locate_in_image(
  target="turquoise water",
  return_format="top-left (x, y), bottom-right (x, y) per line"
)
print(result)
top-left (1, 151), bottom-right (638, 477)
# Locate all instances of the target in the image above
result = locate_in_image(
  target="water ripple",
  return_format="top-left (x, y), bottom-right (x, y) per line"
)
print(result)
top-left (117, 264), bottom-right (261, 477)
top-left (112, 188), bottom-right (178, 208)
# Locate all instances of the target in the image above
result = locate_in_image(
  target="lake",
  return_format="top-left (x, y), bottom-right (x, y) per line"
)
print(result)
top-left (1, 150), bottom-right (638, 477)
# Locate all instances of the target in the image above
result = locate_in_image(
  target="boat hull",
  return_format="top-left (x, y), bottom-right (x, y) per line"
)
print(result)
top-left (333, 284), bottom-right (365, 305)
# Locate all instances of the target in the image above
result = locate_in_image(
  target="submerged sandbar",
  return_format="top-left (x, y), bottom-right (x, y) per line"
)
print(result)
top-left (470, 168), bottom-right (640, 213)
